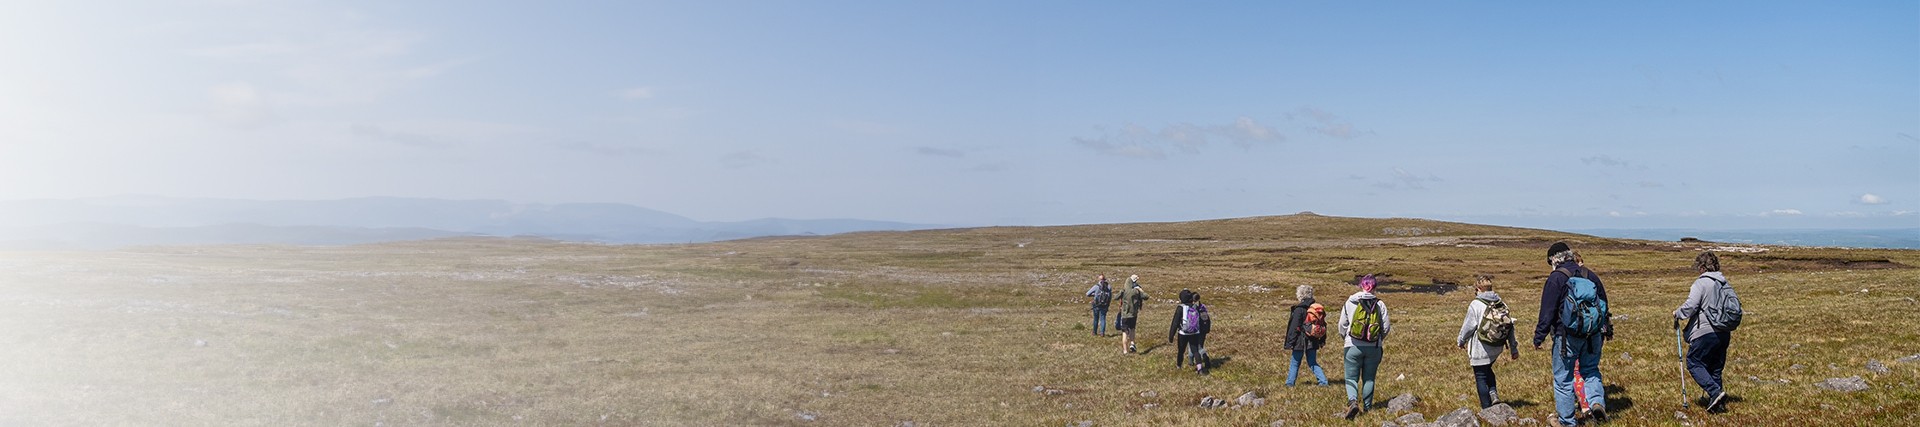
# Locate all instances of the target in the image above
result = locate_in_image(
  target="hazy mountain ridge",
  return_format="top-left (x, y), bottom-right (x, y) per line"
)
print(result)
top-left (0, 197), bottom-right (940, 249)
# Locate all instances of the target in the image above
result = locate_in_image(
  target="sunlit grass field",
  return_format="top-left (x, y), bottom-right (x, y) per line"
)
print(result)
top-left (1, 214), bottom-right (1915, 425)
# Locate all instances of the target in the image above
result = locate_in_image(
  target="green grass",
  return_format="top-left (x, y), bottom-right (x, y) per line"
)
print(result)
top-left (0, 214), bottom-right (1915, 425)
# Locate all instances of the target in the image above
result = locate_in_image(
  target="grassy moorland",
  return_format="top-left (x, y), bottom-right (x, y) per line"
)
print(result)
top-left (0, 213), bottom-right (1915, 426)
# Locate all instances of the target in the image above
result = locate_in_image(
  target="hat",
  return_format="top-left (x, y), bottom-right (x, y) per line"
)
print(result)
top-left (1547, 241), bottom-right (1572, 259)
top-left (1129, 274), bottom-right (1139, 285)
top-left (1359, 274), bottom-right (1376, 292)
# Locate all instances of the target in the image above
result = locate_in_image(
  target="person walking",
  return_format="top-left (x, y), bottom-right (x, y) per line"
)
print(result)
top-left (1456, 274), bottom-right (1520, 409)
top-left (1117, 275), bottom-right (1149, 354)
top-left (1192, 291), bottom-right (1213, 373)
top-left (1086, 275), bottom-right (1114, 337)
top-left (1339, 275), bottom-right (1392, 419)
top-left (1168, 290), bottom-right (1203, 373)
top-left (1534, 242), bottom-right (1613, 426)
top-left (1283, 284), bottom-right (1329, 386)
top-left (1674, 251), bottom-right (1740, 412)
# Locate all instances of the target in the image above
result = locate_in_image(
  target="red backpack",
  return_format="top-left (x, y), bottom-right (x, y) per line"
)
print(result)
top-left (1303, 303), bottom-right (1327, 339)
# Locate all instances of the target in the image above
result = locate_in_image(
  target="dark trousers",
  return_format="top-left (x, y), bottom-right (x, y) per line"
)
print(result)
top-left (1687, 330), bottom-right (1732, 397)
top-left (1175, 334), bottom-right (1202, 367)
top-left (1472, 363), bottom-right (1499, 408)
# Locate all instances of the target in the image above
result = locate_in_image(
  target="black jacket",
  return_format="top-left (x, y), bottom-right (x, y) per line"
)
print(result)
top-left (1284, 297), bottom-right (1324, 351)
top-left (1533, 262), bottom-right (1614, 347)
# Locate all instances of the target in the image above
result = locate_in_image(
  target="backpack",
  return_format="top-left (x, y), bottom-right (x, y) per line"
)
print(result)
top-left (1699, 275), bottom-right (1743, 332)
top-left (1091, 285), bottom-right (1113, 307)
top-left (1475, 298), bottom-right (1515, 345)
top-left (1180, 305), bottom-right (1201, 335)
top-left (1348, 297), bottom-right (1386, 342)
top-left (1195, 304), bottom-right (1212, 334)
top-left (1556, 268), bottom-right (1609, 338)
top-left (1304, 303), bottom-right (1328, 339)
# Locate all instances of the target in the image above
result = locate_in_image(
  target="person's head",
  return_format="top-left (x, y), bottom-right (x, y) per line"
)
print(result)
top-left (1098, 274), bottom-right (1106, 281)
top-left (1547, 241), bottom-right (1577, 265)
top-left (1474, 274), bottom-right (1495, 292)
top-left (1296, 284), bottom-right (1315, 301)
top-left (1695, 251), bottom-right (1721, 273)
top-left (1129, 274), bottom-right (1140, 287)
top-left (1359, 274), bottom-right (1377, 293)
top-left (1178, 289), bottom-right (1194, 304)
top-left (1192, 292), bottom-right (1201, 303)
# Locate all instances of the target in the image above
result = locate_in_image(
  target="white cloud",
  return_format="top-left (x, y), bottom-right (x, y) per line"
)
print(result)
top-left (1761, 209), bottom-right (1804, 217)
top-left (1858, 193), bottom-right (1888, 205)
top-left (1372, 168), bottom-right (1443, 190)
top-left (617, 87), bottom-right (654, 100)
top-left (1071, 117), bottom-right (1284, 159)
top-left (1288, 107), bottom-right (1371, 140)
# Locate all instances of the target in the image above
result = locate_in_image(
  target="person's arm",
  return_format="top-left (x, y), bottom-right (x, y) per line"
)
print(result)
top-left (1457, 301), bottom-right (1479, 348)
top-left (1507, 330), bottom-right (1521, 360)
top-left (1338, 299), bottom-right (1353, 338)
top-left (1284, 306), bottom-right (1304, 349)
top-left (1168, 307), bottom-right (1180, 343)
top-left (1590, 270), bottom-right (1613, 339)
top-left (1086, 284), bottom-right (1098, 297)
top-left (1534, 272), bottom-right (1564, 348)
top-left (1379, 300), bottom-right (1391, 341)
top-left (1674, 277), bottom-right (1708, 328)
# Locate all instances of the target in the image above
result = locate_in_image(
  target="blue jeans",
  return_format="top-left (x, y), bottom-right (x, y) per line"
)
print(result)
top-left (1091, 306), bottom-right (1109, 335)
top-left (1687, 331), bottom-right (1731, 397)
top-left (1288, 349), bottom-right (1328, 386)
top-left (1551, 335), bottom-right (1605, 425)
top-left (1343, 346), bottom-right (1382, 408)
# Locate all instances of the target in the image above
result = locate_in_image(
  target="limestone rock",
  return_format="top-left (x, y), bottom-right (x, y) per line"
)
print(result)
top-left (1816, 376), bottom-right (1869, 392)
top-left (1388, 393), bottom-right (1420, 413)
top-left (1478, 403), bottom-right (1517, 426)
top-left (1395, 413), bottom-right (1425, 425)
top-left (1435, 408), bottom-right (1481, 427)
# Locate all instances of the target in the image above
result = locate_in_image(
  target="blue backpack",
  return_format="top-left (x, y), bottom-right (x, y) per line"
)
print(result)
top-left (1556, 268), bottom-right (1608, 338)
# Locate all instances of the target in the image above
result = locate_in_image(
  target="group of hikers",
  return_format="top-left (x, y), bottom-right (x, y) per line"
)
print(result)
top-left (1080, 242), bottom-right (1746, 426)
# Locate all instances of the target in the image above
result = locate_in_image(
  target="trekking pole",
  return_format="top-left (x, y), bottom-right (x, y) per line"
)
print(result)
top-left (1676, 325), bottom-right (1688, 409)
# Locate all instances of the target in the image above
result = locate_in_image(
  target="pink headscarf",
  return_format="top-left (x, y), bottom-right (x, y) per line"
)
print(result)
top-left (1359, 274), bottom-right (1377, 292)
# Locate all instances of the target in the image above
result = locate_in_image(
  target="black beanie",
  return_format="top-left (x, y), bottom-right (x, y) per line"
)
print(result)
top-left (1547, 241), bottom-right (1571, 259)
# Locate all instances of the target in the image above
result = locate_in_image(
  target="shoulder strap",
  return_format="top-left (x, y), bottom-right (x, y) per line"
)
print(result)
top-left (1698, 275), bottom-right (1726, 286)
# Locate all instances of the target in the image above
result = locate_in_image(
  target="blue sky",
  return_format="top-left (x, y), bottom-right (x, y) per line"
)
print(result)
top-left (1, 1), bottom-right (1914, 229)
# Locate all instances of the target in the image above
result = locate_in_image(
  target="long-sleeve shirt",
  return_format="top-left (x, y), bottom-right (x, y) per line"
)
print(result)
top-left (1674, 271), bottom-right (1727, 341)
top-left (1533, 262), bottom-right (1612, 347)
top-left (1085, 281), bottom-right (1112, 309)
top-left (1118, 286), bottom-right (1148, 319)
top-left (1338, 291), bottom-right (1391, 348)
top-left (1283, 297), bottom-right (1323, 351)
top-left (1456, 291), bottom-right (1521, 366)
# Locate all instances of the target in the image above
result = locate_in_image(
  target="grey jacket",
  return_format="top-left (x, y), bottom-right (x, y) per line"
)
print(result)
top-left (1674, 271), bottom-right (1728, 341)
top-left (1455, 291), bottom-right (1521, 366)
top-left (1338, 291), bottom-right (1391, 348)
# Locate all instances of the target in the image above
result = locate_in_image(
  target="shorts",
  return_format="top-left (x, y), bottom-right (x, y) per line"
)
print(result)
top-left (1117, 317), bottom-right (1137, 332)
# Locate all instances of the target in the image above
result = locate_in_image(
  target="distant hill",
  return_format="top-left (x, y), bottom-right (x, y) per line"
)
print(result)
top-left (0, 196), bottom-right (942, 249)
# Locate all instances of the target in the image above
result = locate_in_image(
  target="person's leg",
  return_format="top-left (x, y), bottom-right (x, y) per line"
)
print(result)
top-left (1173, 334), bottom-right (1188, 367)
top-left (1708, 332), bottom-right (1731, 392)
top-left (1194, 334), bottom-right (1208, 371)
top-left (1091, 306), bottom-right (1106, 336)
top-left (1308, 349), bottom-right (1329, 385)
top-left (1344, 346), bottom-right (1362, 403)
top-left (1686, 332), bottom-right (1723, 397)
top-left (1287, 350), bottom-right (1303, 386)
top-left (1473, 363), bottom-right (1496, 408)
top-left (1551, 336), bottom-right (1578, 426)
top-left (1577, 336), bottom-right (1606, 413)
top-left (1359, 346), bottom-right (1381, 410)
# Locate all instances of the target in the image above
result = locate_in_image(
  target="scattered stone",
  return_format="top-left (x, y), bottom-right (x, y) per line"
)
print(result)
top-left (1435, 408), bottom-right (1481, 427)
top-left (370, 398), bottom-right (393, 406)
top-left (1900, 353), bottom-right (1920, 364)
top-left (1816, 376), bottom-right (1870, 392)
top-left (1674, 411), bottom-right (1689, 422)
top-left (1396, 413), bottom-right (1426, 425)
top-left (897, 422), bottom-right (915, 427)
top-left (797, 411), bottom-right (819, 422)
top-left (1396, 373), bottom-right (1408, 381)
top-left (1199, 396), bottom-right (1217, 408)
top-left (1045, 389), bottom-right (1065, 395)
top-left (1790, 364), bottom-right (1806, 371)
top-left (1033, 386), bottom-right (1046, 393)
top-left (1388, 393), bottom-right (1420, 413)
top-left (1478, 403), bottom-right (1518, 426)
top-left (1619, 352), bottom-right (1632, 363)
top-left (1142, 403), bottom-right (1158, 409)
top-left (1270, 421), bottom-right (1287, 427)
top-left (1237, 391), bottom-right (1260, 406)
top-left (1515, 418), bottom-right (1538, 426)
top-left (1868, 360), bottom-right (1890, 374)
top-left (1381, 422), bottom-right (1399, 427)
top-left (1140, 390), bottom-right (1158, 398)
top-left (1252, 398), bottom-right (1266, 407)
top-left (1075, 421), bottom-right (1093, 427)
top-left (193, 339), bottom-right (208, 347)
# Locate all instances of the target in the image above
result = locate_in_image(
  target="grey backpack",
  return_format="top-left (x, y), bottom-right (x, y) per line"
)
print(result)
top-left (1699, 275), bottom-right (1743, 332)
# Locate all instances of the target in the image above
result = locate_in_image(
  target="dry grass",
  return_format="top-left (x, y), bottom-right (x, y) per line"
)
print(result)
top-left (0, 214), bottom-right (1915, 426)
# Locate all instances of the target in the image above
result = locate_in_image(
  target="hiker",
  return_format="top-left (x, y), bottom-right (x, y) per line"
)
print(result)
top-left (1117, 275), bottom-right (1149, 354)
top-left (1534, 242), bottom-right (1613, 425)
top-left (1455, 274), bottom-right (1520, 409)
top-left (1193, 291), bottom-right (1212, 373)
top-left (1339, 275), bottom-right (1392, 419)
top-left (1674, 251), bottom-right (1740, 412)
top-left (1086, 275), bottom-right (1114, 337)
top-left (1283, 284), bottom-right (1329, 386)
top-left (1169, 290), bottom-right (1204, 373)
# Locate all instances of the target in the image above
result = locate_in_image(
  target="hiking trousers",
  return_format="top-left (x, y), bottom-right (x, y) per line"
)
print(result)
top-left (1175, 334), bottom-right (1202, 368)
top-left (1472, 363), bottom-right (1499, 408)
top-left (1343, 346), bottom-right (1382, 409)
top-left (1090, 305), bottom-right (1109, 335)
top-left (1687, 330), bottom-right (1731, 397)
top-left (1288, 349), bottom-right (1328, 386)
top-left (1550, 335), bottom-right (1605, 426)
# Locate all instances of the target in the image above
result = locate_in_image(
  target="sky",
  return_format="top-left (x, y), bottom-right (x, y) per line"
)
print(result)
top-left (1, 1), bottom-right (1915, 229)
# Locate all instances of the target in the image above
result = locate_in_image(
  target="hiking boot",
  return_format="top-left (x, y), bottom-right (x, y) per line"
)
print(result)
top-left (1342, 401), bottom-right (1360, 420)
top-left (1706, 392), bottom-right (1727, 412)
top-left (1585, 403), bottom-right (1607, 422)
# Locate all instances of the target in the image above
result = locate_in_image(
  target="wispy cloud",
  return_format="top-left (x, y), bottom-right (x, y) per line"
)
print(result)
top-left (556, 141), bottom-right (657, 157)
top-left (1760, 209), bottom-right (1804, 217)
top-left (616, 87), bottom-right (654, 100)
top-left (1636, 181), bottom-right (1665, 188)
top-left (915, 146), bottom-right (965, 158)
top-left (1287, 107), bottom-right (1372, 140)
top-left (1371, 168), bottom-right (1444, 190)
top-left (1071, 117), bottom-right (1284, 159)
top-left (350, 123), bottom-right (444, 149)
top-left (1579, 155), bottom-right (1646, 170)
top-left (1857, 193), bottom-right (1888, 205)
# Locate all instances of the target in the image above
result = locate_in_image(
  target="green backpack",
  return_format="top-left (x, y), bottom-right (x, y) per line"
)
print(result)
top-left (1475, 298), bottom-right (1515, 345)
top-left (1348, 297), bottom-right (1386, 342)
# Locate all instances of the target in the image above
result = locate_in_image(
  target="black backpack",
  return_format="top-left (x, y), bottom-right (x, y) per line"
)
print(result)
top-left (1091, 285), bottom-right (1113, 307)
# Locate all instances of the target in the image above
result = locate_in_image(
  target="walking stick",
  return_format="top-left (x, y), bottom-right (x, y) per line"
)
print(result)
top-left (1676, 325), bottom-right (1688, 409)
